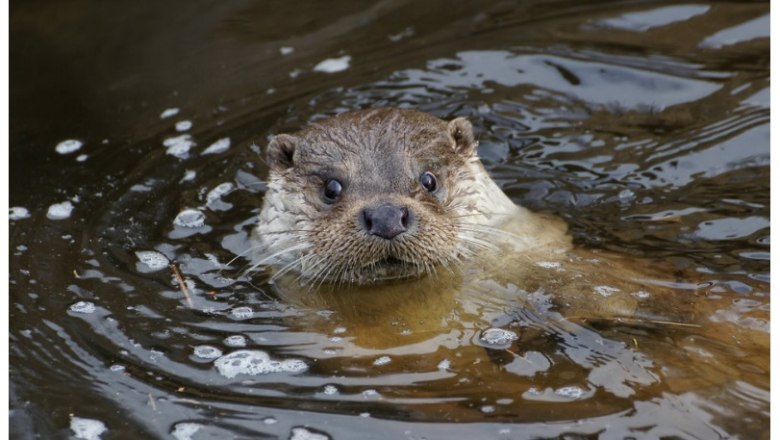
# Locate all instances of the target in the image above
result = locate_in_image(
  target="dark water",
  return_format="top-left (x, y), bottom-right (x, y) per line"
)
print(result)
top-left (9, 1), bottom-right (769, 439)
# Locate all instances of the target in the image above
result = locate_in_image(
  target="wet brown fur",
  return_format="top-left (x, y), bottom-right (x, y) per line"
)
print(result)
top-left (254, 108), bottom-right (531, 285)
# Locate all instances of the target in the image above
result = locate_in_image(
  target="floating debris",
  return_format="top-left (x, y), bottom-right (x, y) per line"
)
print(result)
top-left (135, 251), bottom-right (169, 271)
top-left (173, 209), bottom-right (206, 228)
top-left (479, 328), bottom-right (518, 348)
top-left (69, 301), bottom-right (96, 314)
top-left (214, 350), bottom-right (308, 378)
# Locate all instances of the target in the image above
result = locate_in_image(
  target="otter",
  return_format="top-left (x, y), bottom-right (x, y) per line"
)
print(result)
top-left (251, 108), bottom-right (767, 340)
top-left (253, 108), bottom-right (569, 286)
top-left (246, 109), bottom-right (767, 420)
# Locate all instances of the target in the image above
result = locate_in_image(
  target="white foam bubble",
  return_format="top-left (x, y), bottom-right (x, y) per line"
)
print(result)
top-left (536, 261), bottom-right (561, 269)
top-left (70, 416), bottom-right (107, 440)
top-left (164, 134), bottom-right (195, 158)
top-left (180, 170), bottom-right (196, 183)
top-left (161, 108), bottom-right (180, 119)
top-left (135, 251), bottom-right (169, 271)
top-left (47, 201), bottom-right (74, 220)
top-left (70, 301), bottom-right (96, 314)
top-left (437, 359), bottom-right (451, 370)
top-left (291, 427), bottom-right (330, 440)
top-left (479, 328), bottom-right (519, 347)
top-left (362, 389), bottom-right (379, 398)
top-left (555, 386), bottom-right (586, 399)
top-left (56, 139), bottom-right (83, 154)
top-left (323, 384), bottom-right (338, 395)
top-left (224, 335), bottom-right (247, 347)
top-left (206, 183), bottom-right (234, 204)
top-left (76, 154), bottom-right (89, 162)
top-left (280, 46), bottom-right (294, 55)
top-left (480, 405), bottom-right (496, 414)
top-left (618, 189), bottom-right (635, 200)
top-left (194, 345), bottom-right (223, 359)
top-left (313, 55), bottom-right (351, 73)
top-left (214, 350), bottom-right (308, 378)
top-left (373, 356), bottom-right (391, 366)
top-left (172, 422), bottom-right (202, 440)
top-left (173, 208), bottom-right (206, 228)
top-left (175, 120), bottom-right (193, 132)
top-left (202, 137), bottom-right (231, 155)
top-left (230, 306), bottom-right (254, 320)
top-left (263, 417), bottom-right (277, 425)
top-left (9, 207), bottom-right (30, 220)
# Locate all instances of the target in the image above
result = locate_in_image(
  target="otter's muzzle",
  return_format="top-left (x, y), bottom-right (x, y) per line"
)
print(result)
top-left (360, 203), bottom-right (411, 240)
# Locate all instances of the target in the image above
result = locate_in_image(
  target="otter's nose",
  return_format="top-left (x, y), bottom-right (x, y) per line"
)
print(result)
top-left (360, 204), bottom-right (410, 240)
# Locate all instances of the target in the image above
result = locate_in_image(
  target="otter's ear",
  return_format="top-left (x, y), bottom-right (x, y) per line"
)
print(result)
top-left (447, 117), bottom-right (476, 155)
top-left (266, 134), bottom-right (298, 170)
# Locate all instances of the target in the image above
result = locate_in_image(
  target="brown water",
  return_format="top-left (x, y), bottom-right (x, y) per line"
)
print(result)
top-left (9, 1), bottom-right (770, 439)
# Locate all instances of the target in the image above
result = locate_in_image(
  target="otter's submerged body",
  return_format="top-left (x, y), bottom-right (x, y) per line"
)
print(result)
top-left (250, 109), bottom-right (765, 384)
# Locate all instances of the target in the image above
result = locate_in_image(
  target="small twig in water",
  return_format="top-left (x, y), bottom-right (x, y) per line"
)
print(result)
top-left (170, 263), bottom-right (194, 308)
top-left (623, 317), bottom-right (701, 328)
top-left (147, 393), bottom-right (157, 411)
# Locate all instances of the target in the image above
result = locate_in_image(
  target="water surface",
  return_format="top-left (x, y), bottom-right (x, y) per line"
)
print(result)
top-left (9, 0), bottom-right (769, 438)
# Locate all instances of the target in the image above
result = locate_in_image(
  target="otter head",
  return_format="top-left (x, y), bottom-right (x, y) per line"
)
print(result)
top-left (254, 108), bottom-right (507, 285)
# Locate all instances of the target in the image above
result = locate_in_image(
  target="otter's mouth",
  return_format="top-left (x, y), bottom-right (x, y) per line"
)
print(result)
top-left (358, 256), bottom-right (424, 283)
top-left (374, 256), bottom-right (406, 267)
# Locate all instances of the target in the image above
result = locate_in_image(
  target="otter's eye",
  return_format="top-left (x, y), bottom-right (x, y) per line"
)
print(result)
top-left (323, 179), bottom-right (343, 203)
top-left (420, 171), bottom-right (438, 193)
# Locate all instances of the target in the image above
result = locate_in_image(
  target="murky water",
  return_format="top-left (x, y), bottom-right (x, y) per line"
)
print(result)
top-left (10, 1), bottom-right (769, 439)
